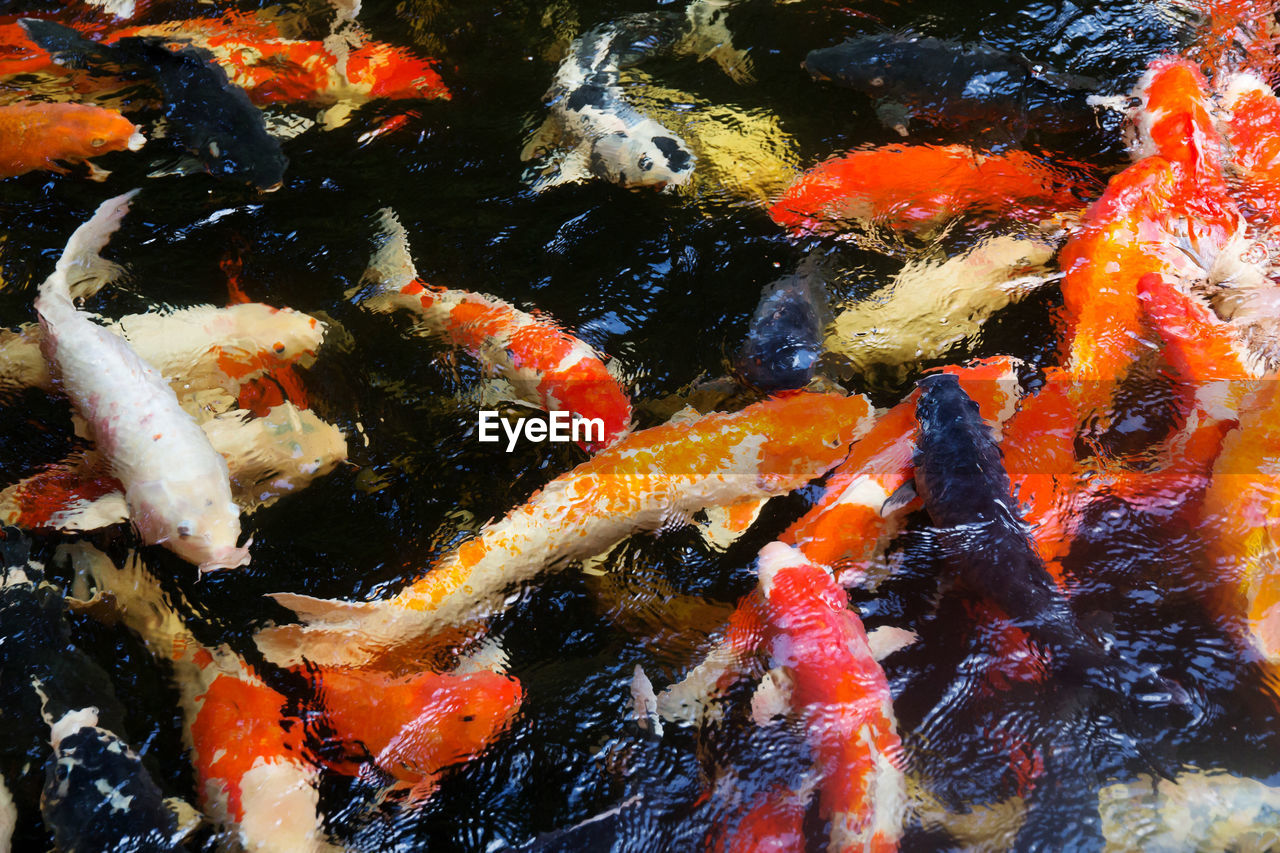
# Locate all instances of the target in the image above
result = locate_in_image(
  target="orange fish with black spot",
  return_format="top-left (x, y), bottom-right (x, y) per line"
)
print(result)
top-left (0, 100), bottom-right (143, 179)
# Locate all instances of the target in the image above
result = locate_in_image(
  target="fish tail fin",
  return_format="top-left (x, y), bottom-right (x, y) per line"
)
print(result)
top-left (255, 593), bottom-right (400, 668)
top-left (349, 208), bottom-right (419, 307)
top-left (38, 191), bottom-right (137, 310)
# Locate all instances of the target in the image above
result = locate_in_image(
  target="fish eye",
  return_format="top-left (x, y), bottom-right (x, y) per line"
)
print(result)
top-left (90, 137), bottom-right (106, 147)
top-left (869, 76), bottom-right (884, 87)
top-left (460, 714), bottom-right (476, 722)
top-left (177, 521), bottom-right (194, 539)
top-left (638, 155), bottom-right (653, 172)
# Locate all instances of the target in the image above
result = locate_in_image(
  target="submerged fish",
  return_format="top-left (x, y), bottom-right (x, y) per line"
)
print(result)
top-left (357, 208), bottom-right (632, 451)
top-left (522, 12), bottom-right (696, 191)
top-left (1099, 769), bottom-right (1280, 852)
top-left (21, 18), bottom-right (287, 190)
top-left (64, 543), bottom-right (337, 853)
top-left (804, 33), bottom-right (1100, 138)
top-left (769, 144), bottom-right (1094, 238)
top-left (34, 192), bottom-right (249, 572)
top-left (913, 373), bottom-right (1177, 703)
top-left (308, 666), bottom-right (522, 801)
top-left (111, 11), bottom-right (450, 129)
top-left (733, 255), bottom-right (830, 392)
top-left (256, 391), bottom-right (876, 669)
top-left (0, 101), bottom-right (143, 179)
top-left (825, 233), bottom-right (1059, 384)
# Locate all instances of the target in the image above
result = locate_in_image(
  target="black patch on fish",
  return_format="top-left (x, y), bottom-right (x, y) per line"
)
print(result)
top-left (566, 84), bottom-right (610, 112)
top-left (803, 34), bottom-right (1098, 138)
top-left (20, 19), bottom-right (287, 190)
top-left (913, 374), bottom-right (1184, 708)
top-left (43, 726), bottom-right (184, 853)
top-left (734, 262), bottom-right (830, 392)
top-left (651, 135), bottom-right (691, 173)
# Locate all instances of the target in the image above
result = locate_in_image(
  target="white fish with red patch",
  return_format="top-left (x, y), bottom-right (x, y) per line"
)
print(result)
top-left (34, 191), bottom-right (249, 573)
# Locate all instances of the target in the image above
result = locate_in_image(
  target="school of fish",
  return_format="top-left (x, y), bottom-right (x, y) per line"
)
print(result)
top-left (0, 0), bottom-right (1278, 850)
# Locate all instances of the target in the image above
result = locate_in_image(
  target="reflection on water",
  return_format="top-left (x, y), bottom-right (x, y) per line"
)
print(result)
top-left (0, 0), bottom-right (1278, 849)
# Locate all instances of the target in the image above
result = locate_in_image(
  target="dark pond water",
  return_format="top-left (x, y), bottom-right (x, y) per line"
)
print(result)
top-left (0, 0), bottom-right (1278, 850)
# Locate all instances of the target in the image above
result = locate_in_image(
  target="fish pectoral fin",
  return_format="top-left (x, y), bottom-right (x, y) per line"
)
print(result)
top-left (874, 101), bottom-right (912, 137)
top-left (749, 666), bottom-right (794, 726)
top-left (270, 592), bottom-right (384, 626)
top-left (695, 497), bottom-right (768, 551)
top-left (320, 102), bottom-right (358, 130)
top-left (162, 797), bottom-right (203, 843)
top-left (520, 114), bottom-right (565, 162)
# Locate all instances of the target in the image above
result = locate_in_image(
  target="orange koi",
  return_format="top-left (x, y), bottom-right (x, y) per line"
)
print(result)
top-left (768, 144), bottom-right (1094, 237)
top-left (0, 101), bottom-right (143, 178)
top-left (306, 666), bottom-right (522, 801)
top-left (63, 543), bottom-right (336, 852)
top-left (782, 356), bottom-right (1025, 587)
top-left (256, 391), bottom-right (876, 669)
top-left (359, 208), bottom-right (632, 452)
top-left (110, 12), bottom-right (449, 126)
top-left (1198, 383), bottom-right (1280, 671)
top-left (1218, 72), bottom-right (1280, 227)
top-left (709, 543), bottom-right (904, 852)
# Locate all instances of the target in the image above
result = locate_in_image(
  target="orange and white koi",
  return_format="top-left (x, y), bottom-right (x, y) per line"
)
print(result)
top-left (306, 665), bottom-right (522, 801)
top-left (256, 391), bottom-right (876, 669)
top-left (768, 144), bottom-right (1094, 238)
top-left (357, 208), bottom-right (633, 451)
top-left (0, 402), bottom-right (347, 531)
top-left (36, 189), bottom-right (248, 568)
top-left (0, 100), bottom-right (143, 179)
top-left (62, 543), bottom-right (336, 853)
top-left (782, 356), bottom-right (1025, 587)
top-left (110, 11), bottom-right (449, 128)
top-left (36, 192), bottom-right (249, 572)
top-left (1216, 72), bottom-right (1280, 227)
top-left (0, 302), bottom-right (325, 400)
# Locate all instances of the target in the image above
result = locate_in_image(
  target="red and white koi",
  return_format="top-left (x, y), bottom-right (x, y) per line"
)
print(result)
top-left (256, 391), bottom-right (877, 669)
top-left (358, 208), bottom-right (633, 451)
top-left (109, 11), bottom-right (449, 128)
top-left (34, 193), bottom-right (248, 572)
top-left (0, 402), bottom-right (347, 532)
top-left (0, 302), bottom-right (325, 402)
top-left (63, 543), bottom-right (337, 853)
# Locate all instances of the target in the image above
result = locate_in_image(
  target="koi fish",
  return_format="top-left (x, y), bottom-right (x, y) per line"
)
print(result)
top-left (0, 549), bottom-right (190, 853)
top-left (748, 542), bottom-right (904, 852)
top-left (110, 12), bottom-right (450, 129)
top-left (38, 695), bottom-right (188, 853)
top-left (804, 34), bottom-right (1100, 138)
top-left (256, 391), bottom-right (876, 669)
top-left (0, 101), bottom-right (143, 179)
top-left (1099, 770), bottom-right (1280, 852)
top-left (0, 302), bottom-right (325, 399)
top-left (783, 356), bottom-right (1026, 587)
top-left (733, 255), bottom-right (830, 392)
top-left (21, 18), bottom-right (288, 190)
top-left (62, 542), bottom-right (337, 853)
top-left (914, 373), bottom-right (1178, 702)
top-left (522, 13), bottom-right (695, 191)
top-left (35, 191), bottom-right (248, 572)
top-left (307, 665), bottom-right (522, 801)
top-left (825, 233), bottom-right (1059, 385)
top-left (1217, 72), bottom-right (1280, 227)
top-left (0, 402), bottom-right (347, 532)
top-left (358, 208), bottom-right (632, 451)
top-left (769, 144), bottom-right (1095, 238)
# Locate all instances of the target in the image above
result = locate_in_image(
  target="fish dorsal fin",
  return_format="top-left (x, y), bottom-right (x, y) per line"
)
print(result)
top-left (352, 208), bottom-right (419, 303)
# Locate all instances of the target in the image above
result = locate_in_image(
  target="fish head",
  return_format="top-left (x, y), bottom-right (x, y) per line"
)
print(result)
top-left (803, 37), bottom-right (908, 92)
top-left (199, 132), bottom-right (288, 192)
top-left (50, 104), bottom-right (146, 160)
top-left (589, 120), bottom-right (695, 189)
top-left (127, 479), bottom-right (249, 572)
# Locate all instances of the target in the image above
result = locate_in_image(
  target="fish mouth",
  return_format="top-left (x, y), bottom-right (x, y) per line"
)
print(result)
top-left (127, 132), bottom-right (147, 151)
